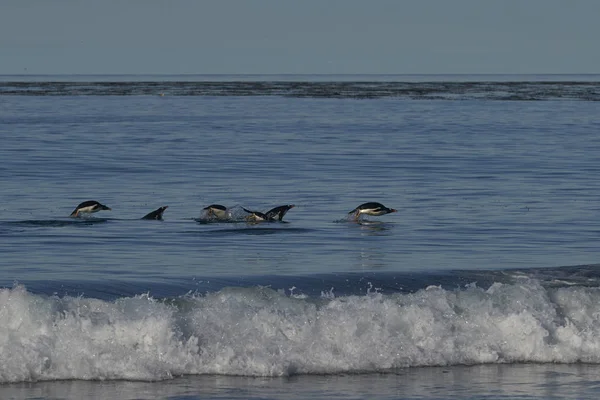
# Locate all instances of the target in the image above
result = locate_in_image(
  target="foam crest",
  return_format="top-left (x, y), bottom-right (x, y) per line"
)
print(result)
top-left (0, 286), bottom-right (199, 382)
top-left (2, 281), bottom-right (600, 383)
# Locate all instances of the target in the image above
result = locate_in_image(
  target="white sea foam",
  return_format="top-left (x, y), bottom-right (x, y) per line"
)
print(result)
top-left (2, 281), bottom-right (600, 383)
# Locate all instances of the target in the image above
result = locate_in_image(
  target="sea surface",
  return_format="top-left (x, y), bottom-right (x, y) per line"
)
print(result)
top-left (1, 74), bottom-right (600, 399)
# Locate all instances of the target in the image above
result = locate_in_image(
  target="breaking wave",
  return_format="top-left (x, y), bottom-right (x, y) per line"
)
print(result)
top-left (2, 278), bottom-right (600, 383)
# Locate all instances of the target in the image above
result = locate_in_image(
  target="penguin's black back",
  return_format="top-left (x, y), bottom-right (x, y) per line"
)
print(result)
top-left (142, 206), bottom-right (168, 220)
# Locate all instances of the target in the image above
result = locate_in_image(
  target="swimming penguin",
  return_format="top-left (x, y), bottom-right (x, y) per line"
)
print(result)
top-left (348, 202), bottom-right (397, 220)
top-left (203, 204), bottom-right (228, 219)
top-left (242, 207), bottom-right (270, 222)
top-left (141, 206), bottom-right (168, 220)
top-left (265, 204), bottom-right (295, 221)
top-left (70, 200), bottom-right (111, 217)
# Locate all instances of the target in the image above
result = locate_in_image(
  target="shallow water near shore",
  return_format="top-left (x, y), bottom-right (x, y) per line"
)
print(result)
top-left (4, 365), bottom-right (600, 400)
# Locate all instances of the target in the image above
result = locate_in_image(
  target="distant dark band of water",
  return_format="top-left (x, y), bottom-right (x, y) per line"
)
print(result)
top-left (1, 81), bottom-right (599, 100)
top-left (5, 264), bottom-right (600, 301)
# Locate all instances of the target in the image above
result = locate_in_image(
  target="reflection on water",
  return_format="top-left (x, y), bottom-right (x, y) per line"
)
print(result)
top-left (358, 220), bottom-right (394, 235)
top-left (357, 250), bottom-right (387, 269)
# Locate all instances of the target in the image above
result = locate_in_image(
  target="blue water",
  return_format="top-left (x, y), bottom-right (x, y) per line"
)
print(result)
top-left (2, 76), bottom-right (600, 399)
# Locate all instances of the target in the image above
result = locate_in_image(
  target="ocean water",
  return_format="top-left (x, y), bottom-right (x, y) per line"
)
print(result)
top-left (1, 75), bottom-right (600, 399)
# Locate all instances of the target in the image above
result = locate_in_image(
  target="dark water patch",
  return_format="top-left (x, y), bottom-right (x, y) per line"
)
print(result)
top-left (1, 81), bottom-right (600, 100)
top-left (500, 263), bottom-right (600, 287)
top-left (0, 272), bottom-right (440, 300)
top-left (5, 265), bottom-right (600, 301)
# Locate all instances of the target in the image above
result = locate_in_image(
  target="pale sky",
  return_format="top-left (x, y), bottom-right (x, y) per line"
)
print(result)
top-left (1, 0), bottom-right (599, 75)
